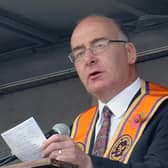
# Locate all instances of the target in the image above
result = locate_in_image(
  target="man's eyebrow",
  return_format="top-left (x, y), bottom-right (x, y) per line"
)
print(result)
top-left (72, 45), bottom-right (85, 52)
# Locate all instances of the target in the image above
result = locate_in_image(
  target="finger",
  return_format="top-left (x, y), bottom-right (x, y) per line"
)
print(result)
top-left (51, 145), bottom-right (79, 162)
top-left (42, 138), bottom-right (73, 157)
top-left (54, 149), bottom-right (80, 166)
top-left (55, 149), bottom-right (91, 168)
top-left (50, 149), bottom-right (73, 162)
top-left (42, 142), bottom-right (59, 157)
top-left (42, 134), bottom-right (69, 149)
top-left (49, 149), bottom-right (63, 159)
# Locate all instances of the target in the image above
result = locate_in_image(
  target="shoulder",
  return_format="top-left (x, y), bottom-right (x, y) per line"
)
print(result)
top-left (150, 99), bottom-right (168, 131)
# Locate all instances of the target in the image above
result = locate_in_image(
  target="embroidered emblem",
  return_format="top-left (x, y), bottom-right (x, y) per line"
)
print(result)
top-left (110, 135), bottom-right (132, 161)
top-left (76, 142), bottom-right (85, 152)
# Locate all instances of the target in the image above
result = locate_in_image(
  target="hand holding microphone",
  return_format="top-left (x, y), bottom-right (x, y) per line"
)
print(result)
top-left (42, 123), bottom-right (71, 158)
top-left (42, 125), bottom-right (93, 168)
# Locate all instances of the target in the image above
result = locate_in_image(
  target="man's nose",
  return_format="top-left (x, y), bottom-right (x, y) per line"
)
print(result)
top-left (84, 48), bottom-right (97, 65)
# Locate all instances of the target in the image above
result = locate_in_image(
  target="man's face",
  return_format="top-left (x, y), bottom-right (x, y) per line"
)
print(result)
top-left (70, 17), bottom-right (137, 102)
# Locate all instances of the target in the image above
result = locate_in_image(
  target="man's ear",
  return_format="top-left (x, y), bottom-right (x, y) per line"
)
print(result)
top-left (125, 42), bottom-right (137, 64)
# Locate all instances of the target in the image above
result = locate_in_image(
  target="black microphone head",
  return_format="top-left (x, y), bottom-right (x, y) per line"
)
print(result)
top-left (52, 123), bottom-right (70, 136)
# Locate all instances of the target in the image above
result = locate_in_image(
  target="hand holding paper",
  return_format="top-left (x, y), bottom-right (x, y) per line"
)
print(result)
top-left (1, 117), bottom-right (46, 162)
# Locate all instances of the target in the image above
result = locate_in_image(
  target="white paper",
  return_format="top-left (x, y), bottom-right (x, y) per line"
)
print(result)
top-left (1, 117), bottom-right (46, 161)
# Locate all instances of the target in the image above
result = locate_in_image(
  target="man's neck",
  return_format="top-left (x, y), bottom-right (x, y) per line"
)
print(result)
top-left (97, 77), bottom-right (139, 103)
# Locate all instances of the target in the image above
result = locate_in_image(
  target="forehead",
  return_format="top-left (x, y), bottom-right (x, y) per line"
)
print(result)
top-left (71, 17), bottom-right (119, 48)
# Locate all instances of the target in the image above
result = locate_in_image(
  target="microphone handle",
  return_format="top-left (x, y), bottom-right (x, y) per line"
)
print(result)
top-left (45, 129), bottom-right (57, 138)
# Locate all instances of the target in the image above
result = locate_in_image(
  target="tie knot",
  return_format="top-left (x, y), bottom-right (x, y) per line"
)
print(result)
top-left (103, 106), bottom-right (112, 118)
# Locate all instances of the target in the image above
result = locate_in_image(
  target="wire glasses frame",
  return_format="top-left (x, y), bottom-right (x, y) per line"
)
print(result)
top-left (68, 39), bottom-right (127, 63)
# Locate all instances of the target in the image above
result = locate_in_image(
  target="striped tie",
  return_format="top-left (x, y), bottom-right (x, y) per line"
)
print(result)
top-left (92, 106), bottom-right (112, 157)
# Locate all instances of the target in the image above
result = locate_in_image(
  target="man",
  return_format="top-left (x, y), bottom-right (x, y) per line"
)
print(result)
top-left (42, 15), bottom-right (168, 168)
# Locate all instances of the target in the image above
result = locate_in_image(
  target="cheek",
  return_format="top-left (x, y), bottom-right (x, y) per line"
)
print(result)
top-left (104, 54), bottom-right (128, 77)
top-left (103, 55), bottom-right (120, 70)
top-left (75, 65), bottom-right (87, 84)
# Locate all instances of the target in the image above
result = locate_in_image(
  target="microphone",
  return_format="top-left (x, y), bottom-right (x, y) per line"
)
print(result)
top-left (0, 123), bottom-right (70, 166)
top-left (45, 123), bottom-right (70, 138)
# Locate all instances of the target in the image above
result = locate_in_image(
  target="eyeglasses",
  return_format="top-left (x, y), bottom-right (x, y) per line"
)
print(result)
top-left (68, 38), bottom-right (127, 63)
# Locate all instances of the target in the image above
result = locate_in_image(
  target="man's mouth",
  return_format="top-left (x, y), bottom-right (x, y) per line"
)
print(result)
top-left (88, 71), bottom-right (102, 79)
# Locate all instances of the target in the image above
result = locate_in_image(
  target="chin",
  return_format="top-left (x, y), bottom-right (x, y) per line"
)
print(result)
top-left (87, 85), bottom-right (106, 96)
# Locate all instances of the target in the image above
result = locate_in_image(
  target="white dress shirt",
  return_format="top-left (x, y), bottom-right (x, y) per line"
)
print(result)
top-left (95, 77), bottom-right (141, 145)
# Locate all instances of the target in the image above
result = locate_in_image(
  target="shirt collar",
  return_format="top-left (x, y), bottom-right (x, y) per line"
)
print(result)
top-left (98, 77), bottom-right (141, 119)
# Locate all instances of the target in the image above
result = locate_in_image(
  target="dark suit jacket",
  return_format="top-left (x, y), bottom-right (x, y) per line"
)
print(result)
top-left (90, 100), bottom-right (168, 168)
